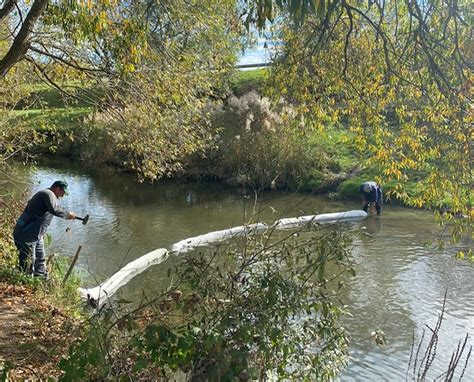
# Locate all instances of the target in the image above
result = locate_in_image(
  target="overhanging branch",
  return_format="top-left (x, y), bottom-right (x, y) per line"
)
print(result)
top-left (29, 45), bottom-right (108, 74)
top-left (0, 0), bottom-right (48, 79)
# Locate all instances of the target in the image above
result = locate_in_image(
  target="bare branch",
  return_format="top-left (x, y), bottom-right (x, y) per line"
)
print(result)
top-left (27, 58), bottom-right (100, 108)
top-left (342, 7), bottom-right (353, 78)
top-left (2, 1), bottom-right (23, 40)
top-left (29, 45), bottom-right (108, 74)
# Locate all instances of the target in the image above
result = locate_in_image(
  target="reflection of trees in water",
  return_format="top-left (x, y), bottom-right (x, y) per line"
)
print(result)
top-left (361, 216), bottom-right (382, 237)
top-left (339, 212), bottom-right (474, 379)
top-left (39, 156), bottom-right (242, 207)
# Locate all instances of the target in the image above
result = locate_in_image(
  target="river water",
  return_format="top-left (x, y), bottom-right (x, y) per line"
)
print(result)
top-left (3, 158), bottom-right (473, 381)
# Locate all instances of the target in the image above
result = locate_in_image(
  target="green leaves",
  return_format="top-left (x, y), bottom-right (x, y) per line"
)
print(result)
top-left (84, 0), bottom-right (239, 182)
top-left (266, 0), bottom-right (473, 224)
top-left (243, 0), bottom-right (329, 30)
top-left (59, 324), bottom-right (110, 381)
top-left (42, 0), bottom-right (148, 73)
top-left (0, 361), bottom-right (11, 382)
top-left (58, 226), bottom-right (353, 380)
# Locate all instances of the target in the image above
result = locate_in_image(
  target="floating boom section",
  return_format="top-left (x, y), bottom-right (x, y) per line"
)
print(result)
top-left (171, 222), bottom-right (269, 253)
top-left (79, 210), bottom-right (367, 306)
top-left (273, 210), bottom-right (367, 229)
top-left (78, 248), bottom-right (169, 306)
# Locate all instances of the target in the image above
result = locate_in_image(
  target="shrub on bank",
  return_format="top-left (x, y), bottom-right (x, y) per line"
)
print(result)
top-left (212, 92), bottom-right (309, 188)
top-left (195, 91), bottom-right (352, 191)
top-left (60, 226), bottom-right (353, 381)
top-left (0, 200), bottom-right (21, 267)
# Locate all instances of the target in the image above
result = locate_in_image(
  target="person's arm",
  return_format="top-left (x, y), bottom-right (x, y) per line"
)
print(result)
top-left (44, 191), bottom-right (74, 219)
top-left (359, 185), bottom-right (366, 202)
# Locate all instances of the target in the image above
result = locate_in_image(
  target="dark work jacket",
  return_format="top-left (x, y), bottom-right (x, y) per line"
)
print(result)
top-left (359, 182), bottom-right (382, 204)
top-left (13, 189), bottom-right (69, 243)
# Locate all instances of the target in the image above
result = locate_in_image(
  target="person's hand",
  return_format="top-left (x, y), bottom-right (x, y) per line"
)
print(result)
top-left (67, 212), bottom-right (76, 220)
top-left (368, 203), bottom-right (376, 215)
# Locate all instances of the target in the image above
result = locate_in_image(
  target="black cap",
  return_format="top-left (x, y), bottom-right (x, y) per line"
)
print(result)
top-left (51, 180), bottom-right (68, 191)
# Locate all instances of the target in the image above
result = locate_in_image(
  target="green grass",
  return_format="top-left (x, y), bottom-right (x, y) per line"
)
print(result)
top-left (230, 69), bottom-right (268, 95)
top-left (10, 107), bottom-right (92, 131)
top-left (16, 82), bottom-right (100, 110)
top-left (312, 129), bottom-right (360, 171)
top-left (19, 85), bottom-right (67, 109)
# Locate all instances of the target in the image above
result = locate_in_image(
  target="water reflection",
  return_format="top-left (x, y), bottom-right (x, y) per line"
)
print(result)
top-left (3, 157), bottom-right (473, 381)
top-left (341, 212), bottom-right (473, 381)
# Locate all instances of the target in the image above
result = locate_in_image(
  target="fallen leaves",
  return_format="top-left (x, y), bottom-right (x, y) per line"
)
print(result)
top-left (0, 282), bottom-right (82, 380)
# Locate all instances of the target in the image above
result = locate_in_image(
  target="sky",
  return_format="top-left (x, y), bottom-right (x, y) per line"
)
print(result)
top-left (237, 37), bottom-right (279, 67)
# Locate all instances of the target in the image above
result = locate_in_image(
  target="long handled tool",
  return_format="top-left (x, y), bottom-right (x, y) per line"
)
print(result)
top-left (75, 214), bottom-right (90, 225)
top-left (63, 245), bottom-right (82, 284)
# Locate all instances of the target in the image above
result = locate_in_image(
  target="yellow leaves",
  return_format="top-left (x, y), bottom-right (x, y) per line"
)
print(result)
top-left (101, 0), bottom-right (117, 6)
top-left (94, 22), bottom-right (102, 34)
top-left (456, 251), bottom-right (466, 259)
top-left (413, 89), bottom-right (422, 98)
top-left (383, 166), bottom-right (402, 180)
top-left (455, 132), bottom-right (467, 142)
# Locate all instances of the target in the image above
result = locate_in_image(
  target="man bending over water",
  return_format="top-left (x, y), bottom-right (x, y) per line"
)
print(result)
top-left (359, 181), bottom-right (383, 216)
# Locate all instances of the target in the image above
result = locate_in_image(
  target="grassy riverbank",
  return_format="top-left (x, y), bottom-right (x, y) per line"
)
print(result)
top-left (7, 72), bottom-right (374, 197)
top-left (6, 71), bottom-right (447, 209)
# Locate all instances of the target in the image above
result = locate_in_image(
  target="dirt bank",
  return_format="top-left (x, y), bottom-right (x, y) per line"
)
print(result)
top-left (0, 282), bottom-right (80, 380)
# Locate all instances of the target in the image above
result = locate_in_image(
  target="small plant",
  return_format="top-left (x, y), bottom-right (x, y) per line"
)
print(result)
top-left (60, 223), bottom-right (356, 380)
top-left (407, 292), bottom-right (472, 381)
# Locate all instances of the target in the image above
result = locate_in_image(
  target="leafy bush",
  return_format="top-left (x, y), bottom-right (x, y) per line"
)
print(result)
top-left (61, 224), bottom-right (355, 380)
top-left (202, 91), bottom-right (333, 190)
top-left (337, 178), bottom-right (362, 201)
top-left (0, 200), bottom-right (19, 267)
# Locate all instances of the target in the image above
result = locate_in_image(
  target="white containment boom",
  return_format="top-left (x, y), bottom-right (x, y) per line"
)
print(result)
top-left (171, 222), bottom-right (269, 253)
top-left (78, 210), bottom-right (367, 306)
top-left (273, 210), bottom-right (368, 229)
top-left (78, 248), bottom-right (169, 306)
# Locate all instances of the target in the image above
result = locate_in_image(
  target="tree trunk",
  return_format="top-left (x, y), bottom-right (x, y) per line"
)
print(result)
top-left (0, 0), bottom-right (48, 79)
top-left (0, 0), bottom-right (16, 22)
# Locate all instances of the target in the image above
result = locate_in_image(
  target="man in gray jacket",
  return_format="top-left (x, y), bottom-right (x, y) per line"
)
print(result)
top-left (13, 180), bottom-right (76, 277)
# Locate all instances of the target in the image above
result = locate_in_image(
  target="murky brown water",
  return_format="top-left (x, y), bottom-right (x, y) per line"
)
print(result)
top-left (3, 158), bottom-right (472, 380)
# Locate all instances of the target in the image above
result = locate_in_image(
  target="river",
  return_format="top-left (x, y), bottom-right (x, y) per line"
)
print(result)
top-left (3, 158), bottom-right (473, 381)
